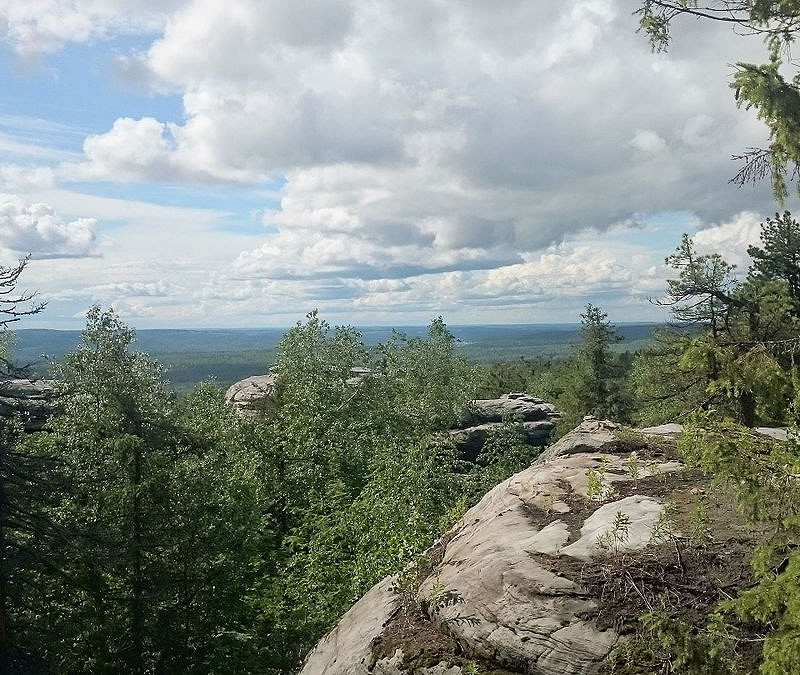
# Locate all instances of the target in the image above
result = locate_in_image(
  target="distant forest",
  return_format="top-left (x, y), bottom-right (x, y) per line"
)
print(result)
top-left (4, 211), bottom-right (800, 673)
top-left (12, 323), bottom-right (659, 391)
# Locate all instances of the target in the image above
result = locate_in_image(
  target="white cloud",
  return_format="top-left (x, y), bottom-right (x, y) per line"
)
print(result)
top-left (1, 0), bottom-right (788, 325)
top-left (0, 194), bottom-right (98, 258)
top-left (57, 0), bottom-right (776, 286)
top-left (631, 129), bottom-right (667, 155)
top-left (0, 165), bottom-right (56, 192)
top-left (693, 211), bottom-right (764, 268)
top-left (0, 0), bottom-right (185, 57)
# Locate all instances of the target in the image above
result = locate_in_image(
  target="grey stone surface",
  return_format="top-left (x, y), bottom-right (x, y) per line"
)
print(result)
top-left (224, 374), bottom-right (279, 414)
top-left (300, 576), bottom-right (400, 675)
top-left (756, 426), bottom-right (788, 441)
top-left (536, 417), bottom-right (620, 462)
top-left (639, 423), bottom-right (684, 436)
top-left (0, 377), bottom-right (57, 430)
top-left (456, 393), bottom-right (559, 426)
top-left (560, 495), bottom-right (666, 560)
top-left (449, 393), bottom-right (560, 460)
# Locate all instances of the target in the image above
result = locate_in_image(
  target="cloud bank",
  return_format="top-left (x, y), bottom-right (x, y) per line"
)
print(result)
top-left (0, 0), bottom-right (788, 325)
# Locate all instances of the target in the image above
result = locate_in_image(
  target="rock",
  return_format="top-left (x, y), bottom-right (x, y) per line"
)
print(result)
top-left (225, 368), bottom-right (375, 414)
top-left (448, 420), bottom-right (555, 462)
top-left (300, 418), bottom-right (757, 675)
top-left (638, 422), bottom-right (684, 436)
top-left (755, 426), bottom-right (788, 441)
top-left (0, 377), bottom-right (57, 431)
top-left (535, 417), bottom-right (619, 463)
top-left (449, 394), bottom-right (560, 461)
top-left (300, 576), bottom-right (400, 675)
top-left (455, 393), bottom-right (558, 426)
top-left (224, 374), bottom-right (279, 414)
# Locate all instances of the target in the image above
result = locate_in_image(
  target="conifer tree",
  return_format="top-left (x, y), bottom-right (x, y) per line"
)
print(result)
top-left (0, 257), bottom-right (50, 671)
top-left (560, 304), bottom-right (632, 425)
top-left (748, 210), bottom-right (800, 313)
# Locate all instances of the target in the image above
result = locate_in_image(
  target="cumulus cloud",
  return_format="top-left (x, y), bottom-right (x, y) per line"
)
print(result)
top-left (0, 194), bottom-right (98, 258)
top-left (0, 0), bottom-right (184, 57)
top-left (53, 0), bottom-right (778, 286)
top-left (631, 130), bottom-right (667, 155)
top-left (693, 211), bottom-right (764, 269)
top-left (3, 0), bottom-right (787, 324)
top-left (0, 165), bottom-right (55, 192)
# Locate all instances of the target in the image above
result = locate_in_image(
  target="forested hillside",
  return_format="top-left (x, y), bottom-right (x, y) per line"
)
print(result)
top-left (3, 210), bottom-right (800, 673)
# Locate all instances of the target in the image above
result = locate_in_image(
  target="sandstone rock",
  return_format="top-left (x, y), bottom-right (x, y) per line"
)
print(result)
top-left (299, 576), bottom-right (400, 675)
top-left (449, 394), bottom-right (560, 460)
top-left (755, 426), bottom-right (788, 441)
top-left (535, 417), bottom-right (619, 462)
top-left (0, 377), bottom-right (57, 430)
top-left (224, 374), bottom-right (279, 414)
top-left (300, 418), bottom-right (757, 675)
top-left (456, 393), bottom-right (559, 427)
top-left (638, 422), bottom-right (684, 436)
top-left (448, 420), bottom-right (555, 462)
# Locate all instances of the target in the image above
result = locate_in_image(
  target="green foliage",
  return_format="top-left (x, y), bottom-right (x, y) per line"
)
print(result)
top-left (21, 308), bottom-right (264, 673)
top-left (552, 304), bottom-right (634, 428)
top-left (606, 609), bottom-right (742, 674)
top-left (749, 210), bottom-right (800, 312)
top-left (474, 357), bottom-right (541, 398)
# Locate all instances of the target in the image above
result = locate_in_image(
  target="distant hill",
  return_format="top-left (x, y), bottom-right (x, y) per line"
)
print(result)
top-left (9, 323), bottom-right (660, 391)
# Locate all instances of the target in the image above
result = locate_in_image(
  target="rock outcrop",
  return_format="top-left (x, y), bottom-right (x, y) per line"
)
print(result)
top-left (300, 419), bottom-right (765, 675)
top-left (224, 376), bottom-right (560, 459)
top-left (0, 377), bottom-right (57, 430)
top-left (224, 374), bottom-right (279, 414)
top-left (449, 393), bottom-right (559, 461)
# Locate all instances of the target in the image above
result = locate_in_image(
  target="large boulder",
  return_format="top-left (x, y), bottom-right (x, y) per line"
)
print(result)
top-left (449, 394), bottom-right (560, 461)
top-left (224, 374), bottom-right (279, 414)
top-left (299, 419), bottom-right (764, 675)
top-left (0, 377), bottom-right (57, 430)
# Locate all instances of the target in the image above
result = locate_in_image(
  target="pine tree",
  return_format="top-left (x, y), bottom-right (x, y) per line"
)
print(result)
top-left (560, 304), bottom-right (632, 425)
top-left (0, 257), bottom-right (50, 671)
top-left (748, 210), bottom-right (800, 314)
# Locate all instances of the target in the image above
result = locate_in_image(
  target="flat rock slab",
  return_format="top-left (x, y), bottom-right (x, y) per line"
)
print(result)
top-left (301, 576), bottom-right (400, 675)
top-left (0, 377), bottom-right (57, 430)
top-left (224, 374), bottom-right (278, 412)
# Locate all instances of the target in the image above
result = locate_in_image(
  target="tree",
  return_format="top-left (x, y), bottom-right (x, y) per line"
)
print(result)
top-left (558, 304), bottom-right (633, 427)
top-left (242, 313), bottom-right (479, 671)
top-left (636, 1), bottom-right (800, 201)
top-left (650, 231), bottom-right (797, 425)
top-left (748, 210), bottom-right (800, 313)
top-left (0, 256), bottom-right (48, 669)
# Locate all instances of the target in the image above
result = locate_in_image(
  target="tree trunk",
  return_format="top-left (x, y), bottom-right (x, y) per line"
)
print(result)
top-left (740, 390), bottom-right (757, 428)
top-left (0, 442), bottom-right (7, 648)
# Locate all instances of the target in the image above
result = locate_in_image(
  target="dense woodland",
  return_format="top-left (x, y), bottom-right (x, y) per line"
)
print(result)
top-left (0, 209), bottom-right (798, 672)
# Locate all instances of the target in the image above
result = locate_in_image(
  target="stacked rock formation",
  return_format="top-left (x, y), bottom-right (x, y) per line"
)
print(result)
top-left (299, 419), bottom-right (766, 675)
top-left (224, 374), bottom-right (279, 415)
top-left (450, 393), bottom-right (559, 461)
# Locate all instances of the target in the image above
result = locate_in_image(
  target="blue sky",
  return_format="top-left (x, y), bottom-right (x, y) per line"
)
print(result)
top-left (0, 1), bottom-right (792, 328)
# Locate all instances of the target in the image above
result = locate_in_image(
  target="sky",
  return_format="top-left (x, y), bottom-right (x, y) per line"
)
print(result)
top-left (0, 0), bottom-right (794, 329)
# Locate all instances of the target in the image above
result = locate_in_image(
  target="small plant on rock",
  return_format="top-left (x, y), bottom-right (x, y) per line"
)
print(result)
top-left (586, 454), bottom-right (618, 501)
top-left (463, 661), bottom-right (481, 675)
top-left (596, 510), bottom-right (632, 556)
top-left (627, 451), bottom-right (641, 484)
